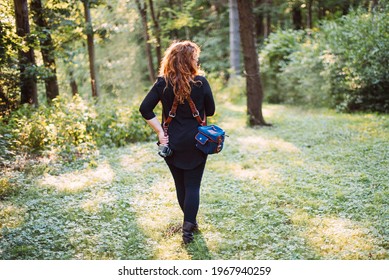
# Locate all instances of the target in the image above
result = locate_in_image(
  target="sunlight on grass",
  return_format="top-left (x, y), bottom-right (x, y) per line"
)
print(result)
top-left (0, 204), bottom-right (26, 230)
top-left (220, 116), bottom-right (246, 131)
top-left (123, 143), bottom-right (222, 260)
top-left (262, 104), bottom-right (288, 119)
top-left (304, 216), bottom-right (383, 259)
top-left (39, 162), bottom-right (115, 192)
top-left (118, 144), bottom-right (155, 172)
top-left (212, 160), bottom-right (281, 185)
top-left (237, 135), bottom-right (301, 154)
top-left (129, 167), bottom-right (192, 259)
top-left (81, 190), bottom-right (116, 213)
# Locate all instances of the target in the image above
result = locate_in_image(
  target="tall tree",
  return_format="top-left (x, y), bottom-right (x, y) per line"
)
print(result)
top-left (0, 86), bottom-right (11, 113)
top-left (13, 0), bottom-right (38, 106)
top-left (237, 0), bottom-right (269, 126)
top-left (292, 2), bottom-right (303, 29)
top-left (30, 0), bottom-right (59, 102)
top-left (264, 0), bottom-right (272, 38)
top-left (82, 0), bottom-right (100, 98)
top-left (135, 0), bottom-right (156, 83)
top-left (229, 0), bottom-right (241, 77)
top-left (254, 0), bottom-right (265, 39)
top-left (307, 0), bottom-right (313, 29)
top-left (148, 0), bottom-right (162, 67)
top-left (69, 69), bottom-right (78, 96)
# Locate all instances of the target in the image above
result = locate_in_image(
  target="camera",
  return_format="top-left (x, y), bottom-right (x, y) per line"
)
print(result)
top-left (158, 144), bottom-right (173, 158)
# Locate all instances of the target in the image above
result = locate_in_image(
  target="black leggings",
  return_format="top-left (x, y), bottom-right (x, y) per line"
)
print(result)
top-left (167, 162), bottom-right (206, 224)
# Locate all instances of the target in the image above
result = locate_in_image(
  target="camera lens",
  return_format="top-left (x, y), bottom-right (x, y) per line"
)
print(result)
top-left (158, 145), bottom-right (172, 158)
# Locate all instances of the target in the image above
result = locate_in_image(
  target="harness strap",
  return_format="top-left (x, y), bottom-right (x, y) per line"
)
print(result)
top-left (186, 96), bottom-right (206, 126)
top-left (162, 96), bottom-right (206, 136)
top-left (162, 98), bottom-right (179, 136)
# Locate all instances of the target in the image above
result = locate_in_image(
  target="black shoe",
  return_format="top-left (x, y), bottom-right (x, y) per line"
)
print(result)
top-left (193, 222), bottom-right (199, 233)
top-left (182, 221), bottom-right (196, 244)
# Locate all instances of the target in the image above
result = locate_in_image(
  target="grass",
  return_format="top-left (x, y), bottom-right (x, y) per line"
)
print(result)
top-left (0, 99), bottom-right (388, 260)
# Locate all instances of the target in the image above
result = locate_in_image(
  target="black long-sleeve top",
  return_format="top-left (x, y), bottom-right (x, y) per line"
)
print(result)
top-left (139, 75), bottom-right (215, 169)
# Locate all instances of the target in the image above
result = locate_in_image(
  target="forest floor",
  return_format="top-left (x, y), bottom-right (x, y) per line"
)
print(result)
top-left (0, 101), bottom-right (388, 260)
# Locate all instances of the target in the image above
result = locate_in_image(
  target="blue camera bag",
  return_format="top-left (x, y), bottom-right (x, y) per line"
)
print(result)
top-left (195, 125), bottom-right (225, 154)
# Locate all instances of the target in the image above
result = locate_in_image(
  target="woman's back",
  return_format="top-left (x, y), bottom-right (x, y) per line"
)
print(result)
top-left (140, 75), bottom-right (215, 169)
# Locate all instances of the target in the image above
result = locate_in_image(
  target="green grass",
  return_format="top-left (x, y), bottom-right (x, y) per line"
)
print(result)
top-left (0, 100), bottom-right (388, 260)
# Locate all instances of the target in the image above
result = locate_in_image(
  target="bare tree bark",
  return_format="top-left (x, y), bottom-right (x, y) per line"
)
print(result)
top-left (83, 0), bottom-right (100, 98)
top-left (229, 0), bottom-right (241, 77)
top-left (31, 0), bottom-right (59, 102)
top-left (237, 0), bottom-right (270, 126)
top-left (13, 0), bottom-right (38, 106)
top-left (148, 0), bottom-right (162, 67)
top-left (135, 0), bottom-right (156, 83)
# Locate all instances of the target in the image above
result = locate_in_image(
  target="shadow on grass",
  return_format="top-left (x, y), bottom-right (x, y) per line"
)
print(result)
top-left (185, 231), bottom-right (212, 260)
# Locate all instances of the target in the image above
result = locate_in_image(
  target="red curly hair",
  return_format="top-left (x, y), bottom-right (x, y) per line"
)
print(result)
top-left (159, 41), bottom-right (202, 104)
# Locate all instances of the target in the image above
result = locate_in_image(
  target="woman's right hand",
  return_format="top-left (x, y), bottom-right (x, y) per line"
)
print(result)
top-left (158, 131), bottom-right (169, 145)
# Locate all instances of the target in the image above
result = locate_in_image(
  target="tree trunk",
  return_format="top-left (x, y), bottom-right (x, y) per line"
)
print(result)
top-left (254, 0), bottom-right (264, 39)
top-left (237, 0), bottom-right (269, 126)
top-left (83, 0), bottom-right (100, 98)
top-left (69, 69), bottom-right (78, 96)
top-left (13, 0), bottom-right (38, 106)
top-left (0, 85), bottom-right (11, 113)
top-left (255, 14), bottom-right (264, 39)
top-left (148, 0), bottom-right (162, 67)
top-left (318, 0), bottom-right (326, 20)
top-left (30, 0), bottom-right (59, 102)
top-left (264, 0), bottom-right (272, 38)
top-left (307, 0), bottom-right (313, 29)
top-left (229, 0), bottom-right (241, 77)
top-left (292, 4), bottom-right (303, 29)
top-left (135, 0), bottom-right (156, 83)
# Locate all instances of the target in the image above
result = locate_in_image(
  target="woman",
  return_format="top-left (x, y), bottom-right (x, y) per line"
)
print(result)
top-left (139, 41), bottom-right (215, 244)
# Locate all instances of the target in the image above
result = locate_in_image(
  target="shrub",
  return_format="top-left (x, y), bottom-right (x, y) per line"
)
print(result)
top-left (0, 95), bottom-right (154, 162)
top-left (277, 35), bottom-right (332, 106)
top-left (90, 101), bottom-right (154, 147)
top-left (321, 7), bottom-right (389, 112)
top-left (259, 7), bottom-right (388, 112)
top-left (259, 29), bottom-right (306, 103)
top-left (0, 178), bottom-right (16, 199)
top-left (4, 96), bottom-right (96, 156)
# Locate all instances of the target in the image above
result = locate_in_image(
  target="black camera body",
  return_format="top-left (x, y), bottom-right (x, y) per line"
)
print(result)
top-left (158, 144), bottom-right (173, 158)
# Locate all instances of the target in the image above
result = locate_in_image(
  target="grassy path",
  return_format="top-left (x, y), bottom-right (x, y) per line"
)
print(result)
top-left (1, 103), bottom-right (388, 259)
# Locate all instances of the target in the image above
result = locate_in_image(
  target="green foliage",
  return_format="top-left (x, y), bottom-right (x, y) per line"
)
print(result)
top-left (260, 6), bottom-right (389, 112)
top-left (0, 95), bottom-right (153, 163)
top-left (0, 3), bottom-right (22, 111)
top-left (321, 7), bottom-right (389, 112)
top-left (3, 97), bottom-right (95, 157)
top-left (0, 178), bottom-right (15, 199)
top-left (192, 3), bottom-right (230, 76)
top-left (277, 34), bottom-right (332, 106)
top-left (259, 29), bottom-right (307, 103)
top-left (90, 101), bottom-right (154, 147)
